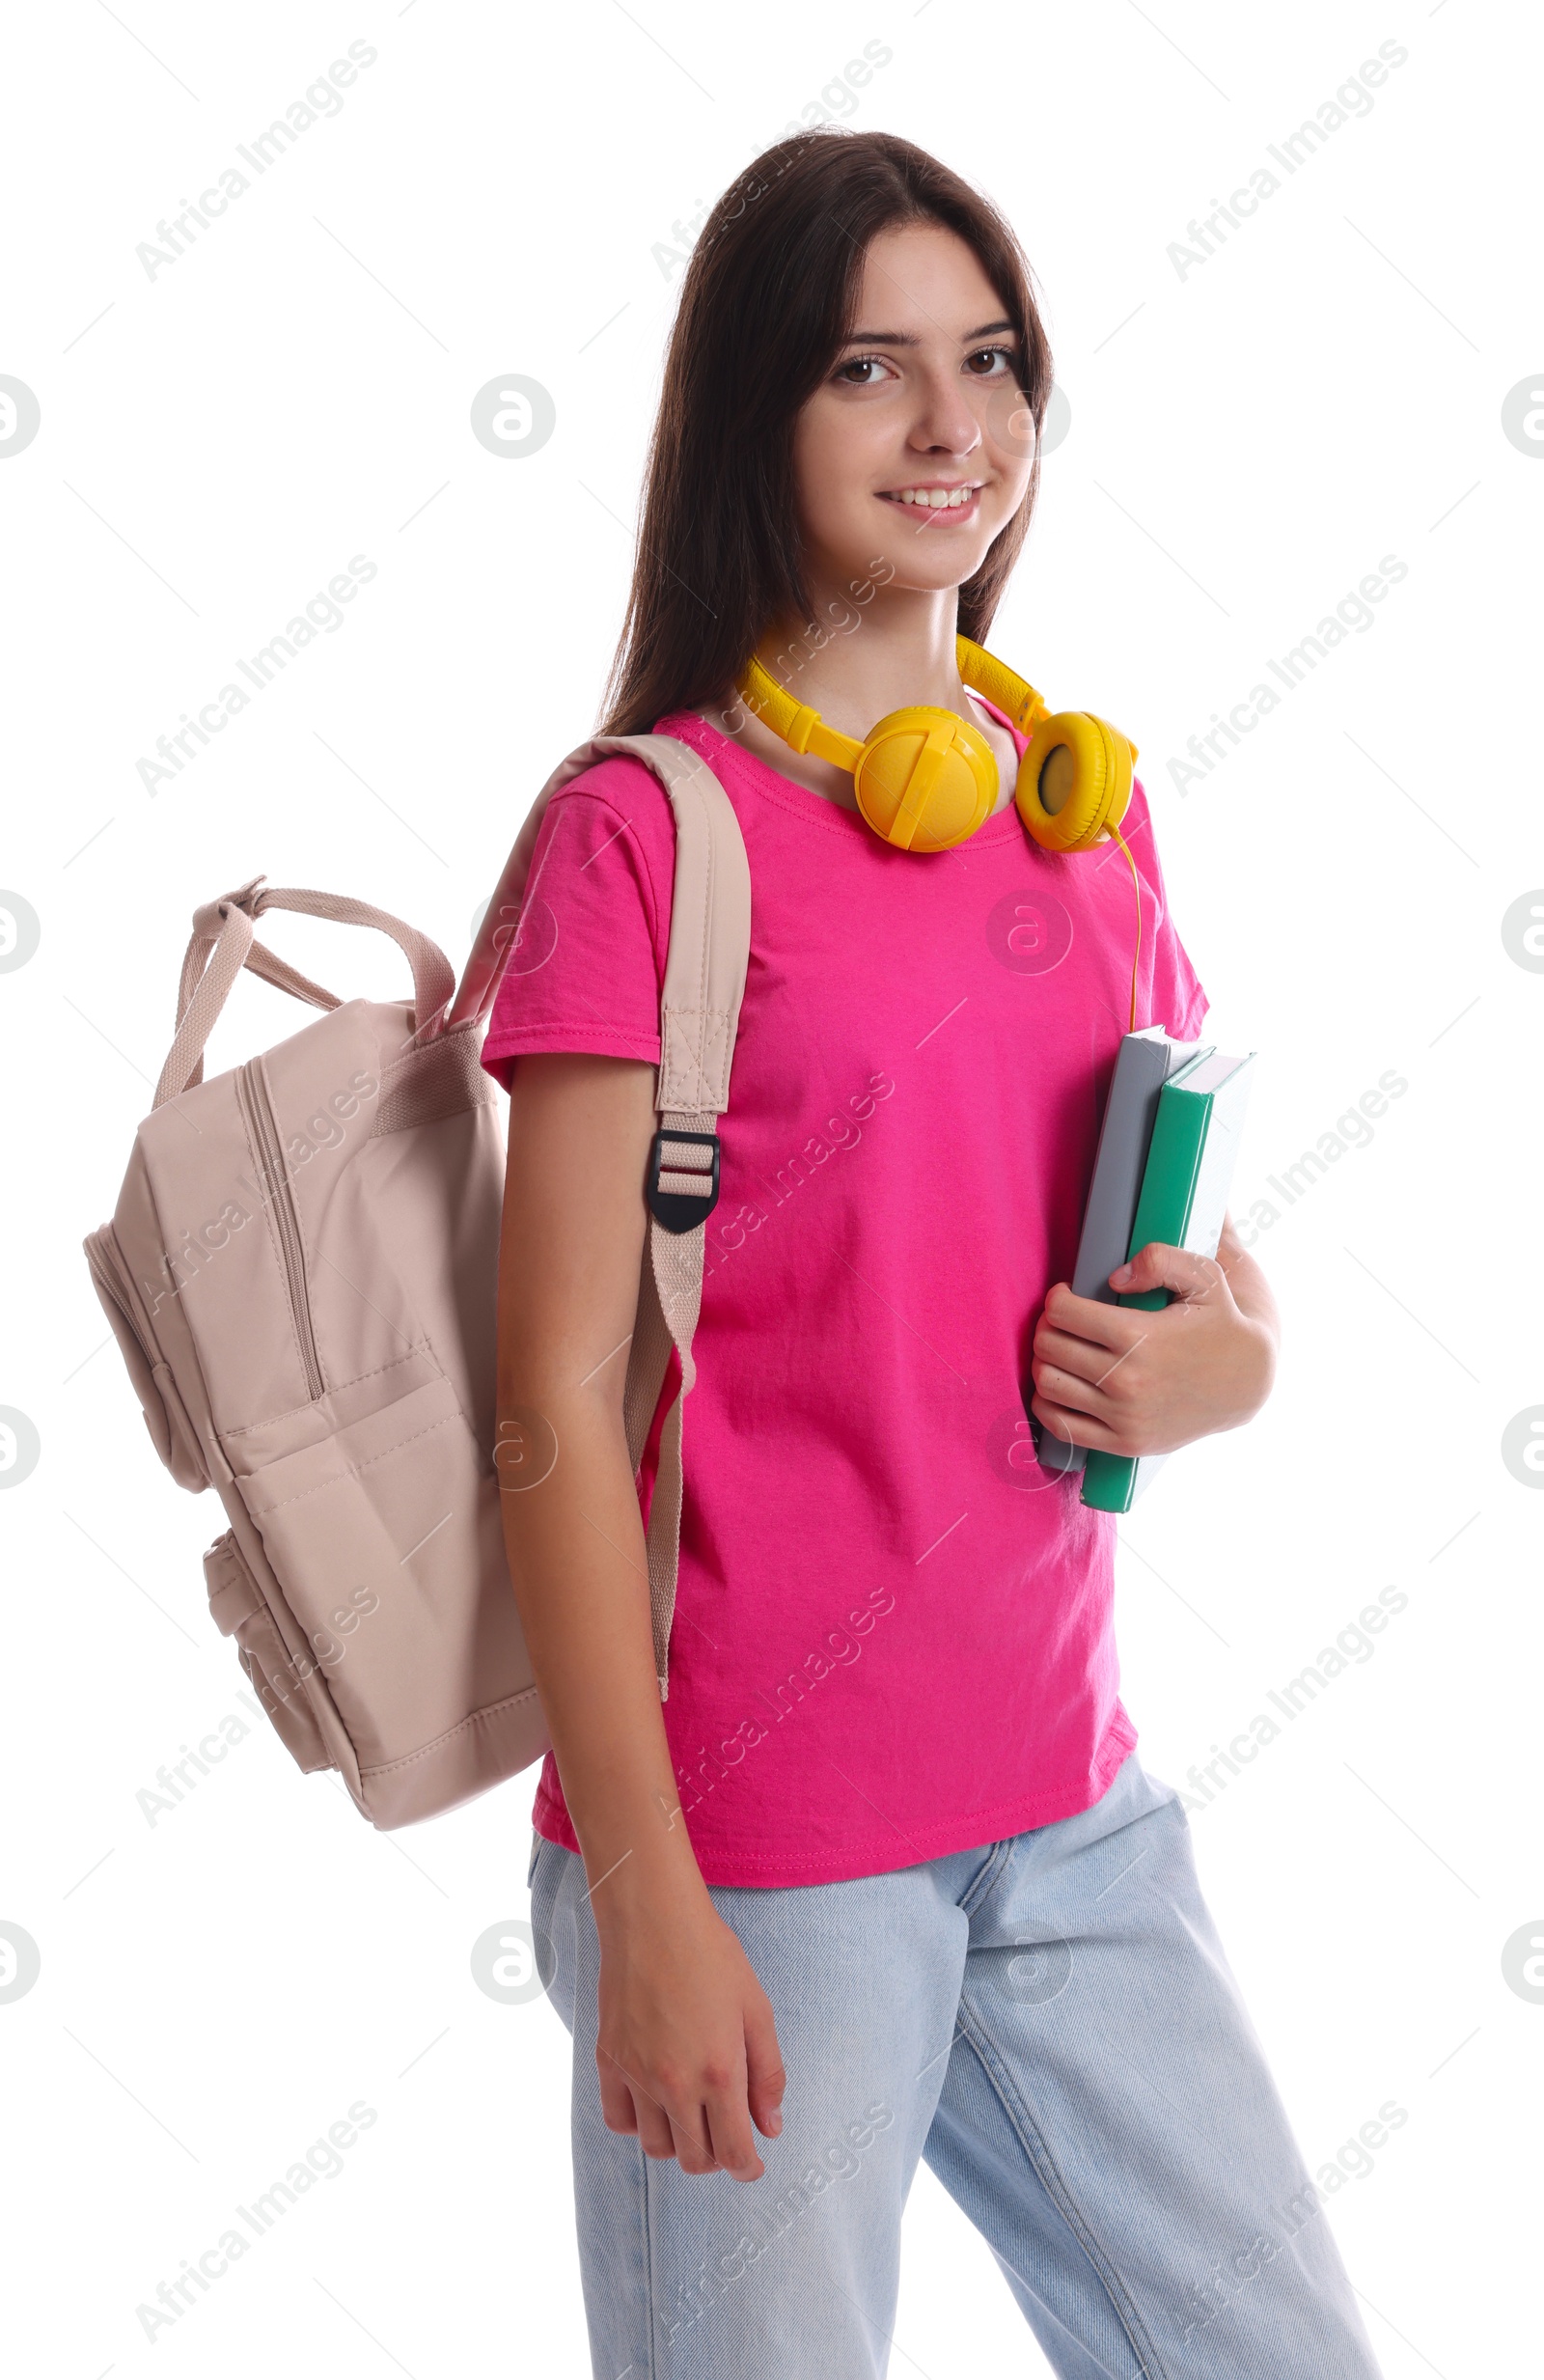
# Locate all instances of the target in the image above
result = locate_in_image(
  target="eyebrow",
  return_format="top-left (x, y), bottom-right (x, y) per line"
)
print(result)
top-left (840, 318), bottom-right (1017, 347)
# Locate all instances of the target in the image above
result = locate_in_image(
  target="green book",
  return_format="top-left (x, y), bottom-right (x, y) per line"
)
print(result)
top-left (1081, 1047), bottom-right (1255, 1514)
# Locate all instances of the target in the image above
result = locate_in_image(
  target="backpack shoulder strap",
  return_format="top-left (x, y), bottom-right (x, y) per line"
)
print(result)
top-left (448, 733), bottom-right (752, 1698)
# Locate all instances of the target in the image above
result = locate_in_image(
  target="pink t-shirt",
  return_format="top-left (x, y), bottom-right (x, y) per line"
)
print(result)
top-left (482, 702), bottom-right (1208, 1888)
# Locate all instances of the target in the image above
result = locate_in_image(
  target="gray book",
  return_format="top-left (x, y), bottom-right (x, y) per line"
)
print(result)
top-left (1033, 1026), bottom-right (1207, 1476)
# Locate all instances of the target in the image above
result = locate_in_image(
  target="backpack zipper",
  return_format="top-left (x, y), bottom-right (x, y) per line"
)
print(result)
top-left (235, 1058), bottom-right (325, 1401)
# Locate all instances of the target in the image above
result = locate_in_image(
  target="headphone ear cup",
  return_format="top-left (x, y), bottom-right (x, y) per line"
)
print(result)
top-left (1015, 711), bottom-right (1135, 852)
top-left (853, 706), bottom-right (999, 852)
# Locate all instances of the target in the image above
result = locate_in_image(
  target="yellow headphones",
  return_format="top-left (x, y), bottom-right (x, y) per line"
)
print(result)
top-left (735, 635), bottom-right (1138, 858)
top-left (734, 635), bottom-right (1146, 1027)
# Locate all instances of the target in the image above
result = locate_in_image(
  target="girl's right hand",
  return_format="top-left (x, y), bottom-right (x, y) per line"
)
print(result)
top-left (594, 1879), bottom-right (786, 2181)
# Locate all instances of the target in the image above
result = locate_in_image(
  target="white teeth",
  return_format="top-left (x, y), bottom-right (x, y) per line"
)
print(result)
top-left (890, 485), bottom-right (975, 508)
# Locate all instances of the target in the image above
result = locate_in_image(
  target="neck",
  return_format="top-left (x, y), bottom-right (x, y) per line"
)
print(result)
top-left (705, 575), bottom-right (1020, 822)
top-left (756, 580), bottom-right (969, 736)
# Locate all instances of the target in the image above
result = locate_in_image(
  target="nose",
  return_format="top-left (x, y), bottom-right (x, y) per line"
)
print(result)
top-left (905, 361), bottom-right (984, 459)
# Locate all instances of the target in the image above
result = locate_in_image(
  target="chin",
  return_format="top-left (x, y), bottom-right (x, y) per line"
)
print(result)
top-left (867, 520), bottom-right (995, 576)
top-left (895, 550), bottom-right (992, 596)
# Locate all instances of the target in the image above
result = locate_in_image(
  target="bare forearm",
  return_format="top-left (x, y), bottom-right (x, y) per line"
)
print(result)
top-left (497, 1385), bottom-right (711, 1926)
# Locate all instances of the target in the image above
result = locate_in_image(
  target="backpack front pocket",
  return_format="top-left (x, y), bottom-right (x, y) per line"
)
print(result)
top-left (230, 1371), bottom-right (519, 1775)
top-left (203, 1528), bottom-right (333, 1773)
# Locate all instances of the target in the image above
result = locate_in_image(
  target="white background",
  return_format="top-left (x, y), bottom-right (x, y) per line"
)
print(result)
top-left (2, 1), bottom-right (1539, 2372)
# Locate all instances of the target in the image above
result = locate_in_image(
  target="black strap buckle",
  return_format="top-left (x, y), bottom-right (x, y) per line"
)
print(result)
top-left (646, 1127), bottom-right (721, 1234)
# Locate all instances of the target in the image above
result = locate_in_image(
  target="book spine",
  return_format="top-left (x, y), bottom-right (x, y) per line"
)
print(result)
top-left (1080, 1454), bottom-right (1140, 1512)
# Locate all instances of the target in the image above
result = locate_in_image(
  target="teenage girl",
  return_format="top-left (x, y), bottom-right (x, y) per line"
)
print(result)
top-left (486, 129), bottom-right (1385, 2380)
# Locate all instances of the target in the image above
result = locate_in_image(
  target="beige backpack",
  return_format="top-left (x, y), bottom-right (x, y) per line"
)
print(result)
top-left (84, 734), bottom-right (751, 1829)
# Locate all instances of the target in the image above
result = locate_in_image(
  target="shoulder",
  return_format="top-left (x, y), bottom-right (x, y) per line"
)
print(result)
top-left (557, 749), bottom-right (676, 837)
top-left (521, 751), bottom-right (679, 959)
top-left (538, 752), bottom-right (676, 883)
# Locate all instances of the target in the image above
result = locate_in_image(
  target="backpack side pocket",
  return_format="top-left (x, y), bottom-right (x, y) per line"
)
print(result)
top-left (84, 1223), bottom-right (209, 1491)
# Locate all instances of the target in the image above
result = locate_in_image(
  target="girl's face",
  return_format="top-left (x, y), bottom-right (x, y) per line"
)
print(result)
top-left (789, 220), bottom-right (1035, 607)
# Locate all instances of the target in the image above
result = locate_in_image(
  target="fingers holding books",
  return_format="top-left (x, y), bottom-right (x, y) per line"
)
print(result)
top-left (1030, 1248), bottom-right (1270, 1457)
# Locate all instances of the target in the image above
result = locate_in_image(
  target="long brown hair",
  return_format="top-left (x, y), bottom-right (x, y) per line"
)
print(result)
top-left (597, 128), bottom-right (1053, 736)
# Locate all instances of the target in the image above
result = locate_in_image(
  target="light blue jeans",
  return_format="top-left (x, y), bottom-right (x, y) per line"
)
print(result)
top-left (530, 1752), bottom-right (1383, 2378)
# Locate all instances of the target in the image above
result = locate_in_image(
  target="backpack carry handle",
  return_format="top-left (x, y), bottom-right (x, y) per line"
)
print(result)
top-left (258, 886), bottom-right (455, 1029)
top-left (153, 877), bottom-right (456, 1111)
top-left (174, 877), bottom-right (342, 1041)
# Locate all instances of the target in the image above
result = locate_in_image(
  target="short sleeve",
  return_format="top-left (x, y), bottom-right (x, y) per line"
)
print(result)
top-left (479, 761), bottom-right (674, 1092)
top-left (1127, 774), bottom-right (1209, 1042)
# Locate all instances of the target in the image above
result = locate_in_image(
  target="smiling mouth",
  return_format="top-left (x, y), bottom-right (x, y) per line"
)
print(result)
top-left (876, 483), bottom-right (983, 522)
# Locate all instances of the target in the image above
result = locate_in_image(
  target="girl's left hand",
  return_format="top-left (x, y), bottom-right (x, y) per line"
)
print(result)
top-left (1028, 1214), bottom-right (1279, 1458)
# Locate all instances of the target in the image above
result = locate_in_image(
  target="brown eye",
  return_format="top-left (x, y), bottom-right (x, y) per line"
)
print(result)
top-left (834, 352), bottom-right (894, 387)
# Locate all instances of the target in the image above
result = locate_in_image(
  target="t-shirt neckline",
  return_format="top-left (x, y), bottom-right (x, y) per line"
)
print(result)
top-left (658, 693), bottom-right (1031, 849)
